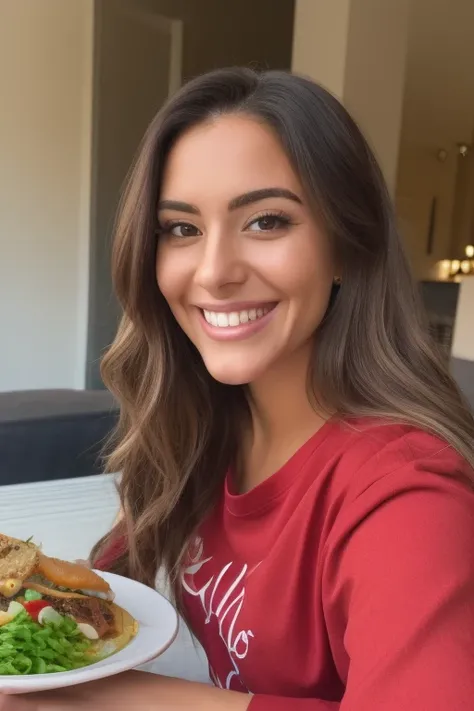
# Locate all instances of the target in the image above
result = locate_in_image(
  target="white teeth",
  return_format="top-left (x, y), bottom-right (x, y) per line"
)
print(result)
top-left (203, 306), bottom-right (272, 328)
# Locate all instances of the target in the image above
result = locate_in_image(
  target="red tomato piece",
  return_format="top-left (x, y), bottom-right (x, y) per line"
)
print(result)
top-left (23, 600), bottom-right (50, 622)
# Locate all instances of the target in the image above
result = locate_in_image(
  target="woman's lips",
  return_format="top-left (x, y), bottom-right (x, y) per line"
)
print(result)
top-left (197, 303), bottom-right (278, 341)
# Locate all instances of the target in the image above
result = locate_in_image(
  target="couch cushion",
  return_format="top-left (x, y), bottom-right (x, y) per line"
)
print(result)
top-left (0, 389), bottom-right (119, 485)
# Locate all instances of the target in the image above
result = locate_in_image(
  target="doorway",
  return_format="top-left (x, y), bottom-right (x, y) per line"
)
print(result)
top-left (86, 0), bottom-right (182, 388)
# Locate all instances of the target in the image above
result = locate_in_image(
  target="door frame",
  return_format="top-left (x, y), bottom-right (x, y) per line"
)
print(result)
top-left (85, 0), bottom-right (183, 389)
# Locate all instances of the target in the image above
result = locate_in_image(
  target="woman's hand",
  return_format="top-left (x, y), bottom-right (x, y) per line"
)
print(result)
top-left (0, 672), bottom-right (252, 711)
top-left (0, 695), bottom-right (34, 711)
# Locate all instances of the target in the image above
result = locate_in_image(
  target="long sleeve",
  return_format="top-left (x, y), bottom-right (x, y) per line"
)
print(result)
top-left (249, 461), bottom-right (474, 710)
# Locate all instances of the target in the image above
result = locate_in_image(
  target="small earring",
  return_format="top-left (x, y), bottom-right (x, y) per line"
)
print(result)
top-left (333, 276), bottom-right (342, 285)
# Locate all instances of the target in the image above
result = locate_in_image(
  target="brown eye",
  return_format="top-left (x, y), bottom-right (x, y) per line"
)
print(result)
top-left (257, 216), bottom-right (279, 231)
top-left (246, 213), bottom-right (291, 233)
top-left (169, 223), bottom-right (201, 238)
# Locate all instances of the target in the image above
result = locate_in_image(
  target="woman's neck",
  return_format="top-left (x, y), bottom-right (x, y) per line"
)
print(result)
top-left (239, 345), bottom-right (329, 492)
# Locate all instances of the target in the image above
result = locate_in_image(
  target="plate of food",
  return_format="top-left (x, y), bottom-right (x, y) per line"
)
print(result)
top-left (0, 533), bottom-right (179, 694)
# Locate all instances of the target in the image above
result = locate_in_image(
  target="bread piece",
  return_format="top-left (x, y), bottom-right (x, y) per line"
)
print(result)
top-left (0, 533), bottom-right (39, 583)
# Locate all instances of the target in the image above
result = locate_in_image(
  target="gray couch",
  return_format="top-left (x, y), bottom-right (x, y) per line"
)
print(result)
top-left (0, 389), bottom-right (118, 486)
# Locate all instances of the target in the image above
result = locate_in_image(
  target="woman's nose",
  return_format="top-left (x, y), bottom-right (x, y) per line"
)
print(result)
top-left (194, 230), bottom-right (246, 293)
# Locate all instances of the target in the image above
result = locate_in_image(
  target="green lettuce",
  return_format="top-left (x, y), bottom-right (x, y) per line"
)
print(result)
top-left (0, 610), bottom-right (95, 675)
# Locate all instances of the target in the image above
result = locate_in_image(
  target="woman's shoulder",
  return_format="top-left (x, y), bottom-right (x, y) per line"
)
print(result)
top-left (326, 416), bottom-right (473, 504)
top-left (334, 416), bottom-right (457, 460)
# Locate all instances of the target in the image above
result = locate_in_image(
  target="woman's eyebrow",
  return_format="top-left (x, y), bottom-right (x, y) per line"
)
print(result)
top-left (157, 187), bottom-right (302, 216)
top-left (157, 199), bottom-right (200, 214)
top-left (228, 187), bottom-right (302, 210)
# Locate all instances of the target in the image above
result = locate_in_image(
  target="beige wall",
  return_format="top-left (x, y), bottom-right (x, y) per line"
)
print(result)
top-left (343, 0), bottom-right (409, 195)
top-left (452, 278), bottom-right (474, 360)
top-left (292, 0), bottom-right (409, 196)
top-left (0, 0), bottom-right (94, 391)
top-left (292, 0), bottom-right (351, 99)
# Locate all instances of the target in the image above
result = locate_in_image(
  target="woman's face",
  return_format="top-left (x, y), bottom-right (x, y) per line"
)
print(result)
top-left (156, 115), bottom-right (335, 385)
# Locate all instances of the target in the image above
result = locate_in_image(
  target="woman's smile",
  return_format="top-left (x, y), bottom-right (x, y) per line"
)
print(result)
top-left (196, 302), bottom-right (279, 341)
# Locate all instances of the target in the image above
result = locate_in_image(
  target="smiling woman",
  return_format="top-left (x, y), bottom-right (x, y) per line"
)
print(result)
top-left (155, 115), bottom-right (334, 386)
top-left (26, 67), bottom-right (474, 711)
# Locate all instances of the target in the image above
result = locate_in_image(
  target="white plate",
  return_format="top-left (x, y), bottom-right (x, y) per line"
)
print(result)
top-left (0, 571), bottom-right (179, 694)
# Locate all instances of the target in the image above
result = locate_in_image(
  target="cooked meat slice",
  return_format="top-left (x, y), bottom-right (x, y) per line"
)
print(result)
top-left (43, 596), bottom-right (116, 638)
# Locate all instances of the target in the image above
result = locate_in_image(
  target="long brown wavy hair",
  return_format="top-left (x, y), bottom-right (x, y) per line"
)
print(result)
top-left (90, 67), bottom-right (474, 606)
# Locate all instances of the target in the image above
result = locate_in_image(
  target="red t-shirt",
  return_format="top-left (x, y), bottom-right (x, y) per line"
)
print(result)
top-left (96, 419), bottom-right (474, 710)
top-left (180, 419), bottom-right (474, 710)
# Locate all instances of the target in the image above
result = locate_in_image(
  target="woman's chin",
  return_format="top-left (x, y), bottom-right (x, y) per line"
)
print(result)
top-left (205, 361), bottom-right (268, 387)
top-left (199, 343), bottom-right (285, 386)
top-left (208, 369), bottom-right (253, 386)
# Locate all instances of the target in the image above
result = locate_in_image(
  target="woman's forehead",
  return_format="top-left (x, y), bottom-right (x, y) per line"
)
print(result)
top-left (160, 115), bottom-right (304, 205)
